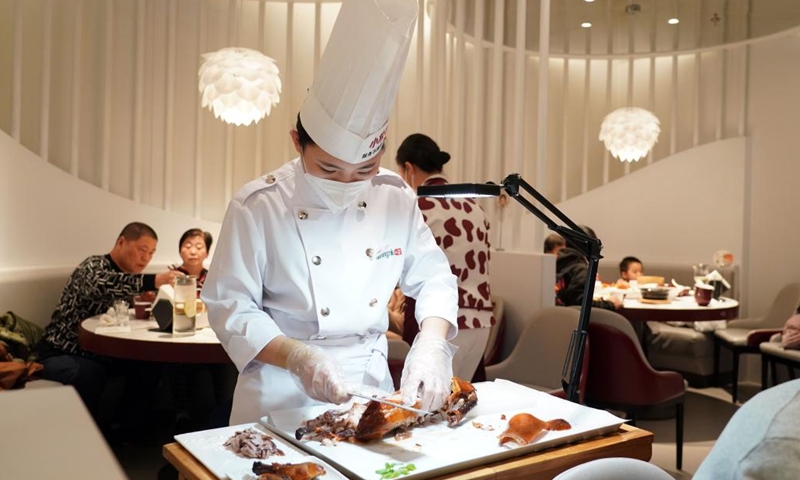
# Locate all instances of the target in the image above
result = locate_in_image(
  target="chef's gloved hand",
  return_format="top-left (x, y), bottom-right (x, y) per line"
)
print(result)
top-left (285, 344), bottom-right (352, 405)
top-left (400, 331), bottom-right (457, 412)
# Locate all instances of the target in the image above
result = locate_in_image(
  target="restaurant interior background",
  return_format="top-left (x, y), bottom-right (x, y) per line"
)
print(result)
top-left (1, 0), bottom-right (799, 384)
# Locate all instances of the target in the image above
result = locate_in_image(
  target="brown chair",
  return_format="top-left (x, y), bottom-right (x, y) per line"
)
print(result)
top-left (714, 282), bottom-right (800, 403)
top-left (584, 308), bottom-right (686, 470)
top-left (485, 306), bottom-right (589, 404)
top-left (760, 332), bottom-right (800, 389)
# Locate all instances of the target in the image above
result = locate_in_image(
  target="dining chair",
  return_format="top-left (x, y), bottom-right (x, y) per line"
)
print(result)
top-left (553, 457), bottom-right (673, 480)
top-left (584, 308), bottom-right (686, 470)
top-left (485, 306), bottom-right (589, 403)
top-left (483, 296), bottom-right (505, 366)
top-left (760, 332), bottom-right (800, 389)
top-left (713, 282), bottom-right (800, 403)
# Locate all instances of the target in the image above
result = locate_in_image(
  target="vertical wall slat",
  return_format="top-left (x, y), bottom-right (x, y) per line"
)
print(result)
top-left (647, 7), bottom-right (656, 165)
top-left (693, 52), bottom-right (701, 147)
top-left (254, 0), bottom-right (266, 178)
top-left (194, 0), bottom-right (207, 218)
top-left (560, 57), bottom-right (569, 202)
top-left (692, 4), bottom-right (702, 147)
top-left (624, 15), bottom-right (634, 176)
top-left (669, 16), bottom-right (679, 156)
top-left (488, 0), bottom-right (504, 185)
top-left (283, 3), bottom-right (294, 163)
top-left (223, 0), bottom-right (237, 206)
top-left (515, 0), bottom-right (527, 176)
top-left (39, 0), bottom-right (53, 161)
top-left (11, 0), bottom-right (23, 142)
top-left (451, 0), bottom-right (466, 182)
top-left (533, 0), bottom-right (548, 247)
top-left (163, 0), bottom-right (177, 210)
top-left (132, 0), bottom-right (146, 202)
top-left (468, 0), bottom-right (484, 183)
top-left (69, 0), bottom-right (84, 176)
top-left (415, 0), bottom-right (424, 133)
top-left (313, 1), bottom-right (321, 68)
top-left (600, 0), bottom-right (612, 188)
top-left (581, 29), bottom-right (591, 197)
top-left (100, 0), bottom-right (114, 190)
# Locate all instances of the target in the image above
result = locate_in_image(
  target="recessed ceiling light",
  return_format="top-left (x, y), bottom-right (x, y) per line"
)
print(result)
top-left (668, 18), bottom-right (680, 25)
top-left (581, 22), bottom-right (592, 28)
top-left (585, 0), bottom-right (596, 3)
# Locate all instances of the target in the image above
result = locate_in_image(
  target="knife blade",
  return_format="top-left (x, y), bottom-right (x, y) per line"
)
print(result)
top-left (347, 391), bottom-right (434, 416)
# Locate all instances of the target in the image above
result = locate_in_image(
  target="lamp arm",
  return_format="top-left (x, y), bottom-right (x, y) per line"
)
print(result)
top-left (500, 173), bottom-right (601, 404)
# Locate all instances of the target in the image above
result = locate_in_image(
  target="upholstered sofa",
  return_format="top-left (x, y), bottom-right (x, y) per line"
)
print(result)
top-left (0, 267), bottom-right (74, 389)
top-left (597, 260), bottom-right (738, 386)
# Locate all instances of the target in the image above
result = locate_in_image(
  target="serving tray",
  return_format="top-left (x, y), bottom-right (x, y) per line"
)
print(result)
top-left (174, 423), bottom-right (348, 480)
top-left (261, 380), bottom-right (625, 480)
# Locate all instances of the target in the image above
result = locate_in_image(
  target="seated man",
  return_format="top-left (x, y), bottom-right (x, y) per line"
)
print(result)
top-left (543, 233), bottom-right (566, 255)
top-left (555, 225), bottom-right (621, 311)
top-left (38, 222), bottom-right (181, 428)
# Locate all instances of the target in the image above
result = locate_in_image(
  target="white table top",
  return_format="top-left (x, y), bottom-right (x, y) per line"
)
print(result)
top-left (623, 295), bottom-right (739, 311)
top-left (82, 315), bottom-right (221, 345)
top-left (79, 315), bottom-right (231, 363)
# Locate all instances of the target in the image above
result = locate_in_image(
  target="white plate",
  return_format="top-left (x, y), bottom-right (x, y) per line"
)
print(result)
top-left (174, 423), bottom-right (348, 480)
top-left (261, 380), bottom-right (625, 480)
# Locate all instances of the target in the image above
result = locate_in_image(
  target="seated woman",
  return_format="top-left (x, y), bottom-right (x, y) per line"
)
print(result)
top-left (170, 229), bottom-right (213, 289)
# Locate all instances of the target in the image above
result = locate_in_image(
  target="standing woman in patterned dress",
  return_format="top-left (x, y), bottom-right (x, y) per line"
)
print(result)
top-left (396, 134), bottom-right (496, 381)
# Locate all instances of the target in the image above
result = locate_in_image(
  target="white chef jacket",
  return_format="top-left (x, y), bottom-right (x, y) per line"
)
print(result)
top-left (202, 158), bottom-right (458, 424)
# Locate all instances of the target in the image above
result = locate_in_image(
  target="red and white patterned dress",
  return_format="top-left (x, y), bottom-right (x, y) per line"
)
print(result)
top-left (418, 175), bottom-right (495, 330)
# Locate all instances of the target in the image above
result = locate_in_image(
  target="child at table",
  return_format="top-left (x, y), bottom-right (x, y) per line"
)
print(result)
top-left (616, 256), bottom-right (643, 288)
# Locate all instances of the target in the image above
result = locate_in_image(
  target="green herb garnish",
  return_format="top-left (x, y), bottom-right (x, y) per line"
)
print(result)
top-left (376, 462), bottom-right (417, 479)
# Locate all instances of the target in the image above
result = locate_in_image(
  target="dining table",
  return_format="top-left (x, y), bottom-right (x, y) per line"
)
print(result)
top-left (78, 315), bottom-right (231, 364)
top-left (620, 295), bottom-right (739, 323)
top-left (163, 423), bottom-right (654, 480)
top-left (618, 295), bottom-right (739, 349)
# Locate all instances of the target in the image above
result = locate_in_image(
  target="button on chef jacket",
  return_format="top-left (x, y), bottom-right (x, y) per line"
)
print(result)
top-left (202, 158), bottom-right (458, 424)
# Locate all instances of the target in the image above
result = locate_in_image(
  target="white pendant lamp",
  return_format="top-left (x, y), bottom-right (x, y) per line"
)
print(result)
top-left (598, 107), bottom-right (661, 162)
top-left (198, 47), bottom-right (282, 127)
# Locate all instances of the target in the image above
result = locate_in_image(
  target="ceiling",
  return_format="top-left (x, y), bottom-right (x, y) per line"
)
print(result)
top-left (445, 0), bottom-right (800, 55)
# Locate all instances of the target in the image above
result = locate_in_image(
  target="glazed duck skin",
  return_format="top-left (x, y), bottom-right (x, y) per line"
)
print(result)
top-left (498, 413), bottom-right (571, 446)
top-left (252, 461), bottom-right (326, 479)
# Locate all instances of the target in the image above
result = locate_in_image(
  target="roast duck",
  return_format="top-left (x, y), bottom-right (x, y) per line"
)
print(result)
top-left (295, 377), bottom-right (478, 443)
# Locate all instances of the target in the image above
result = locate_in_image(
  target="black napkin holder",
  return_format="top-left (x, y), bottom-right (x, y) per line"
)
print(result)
top-left (709, 280), bottom-right (727, 300)
top-left (151, 299), bottom-right (173, 332)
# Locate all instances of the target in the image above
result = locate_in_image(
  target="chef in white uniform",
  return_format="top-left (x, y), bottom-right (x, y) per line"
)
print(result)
top-left (203, 0), bottom-right (459, 425)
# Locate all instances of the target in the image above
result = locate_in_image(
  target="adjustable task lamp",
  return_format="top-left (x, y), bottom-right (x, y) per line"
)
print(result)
top-left (417, 174), bottom-right (602, 403)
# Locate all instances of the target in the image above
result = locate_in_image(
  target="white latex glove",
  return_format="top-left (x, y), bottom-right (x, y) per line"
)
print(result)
top-left (285, 344), bottom-right (352, 405)
top-left (400, 331), bottom-right (457, 412)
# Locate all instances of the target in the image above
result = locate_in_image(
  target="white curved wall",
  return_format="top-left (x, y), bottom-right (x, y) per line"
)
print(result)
top-left (0, 130), bottom-right (221, 272)
top-left (552, 137), bottom-right (745, 265)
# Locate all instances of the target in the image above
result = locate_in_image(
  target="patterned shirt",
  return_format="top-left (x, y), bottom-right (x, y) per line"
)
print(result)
top-left (42, 254), bottom-right (156, 356)
top-left (418, 175), bottom-right (495, 329)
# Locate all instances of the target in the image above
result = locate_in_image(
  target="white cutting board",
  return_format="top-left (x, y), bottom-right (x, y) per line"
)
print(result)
top-left (261, 380), bottom-right (625, 480)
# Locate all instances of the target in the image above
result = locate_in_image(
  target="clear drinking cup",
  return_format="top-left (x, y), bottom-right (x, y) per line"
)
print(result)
top-left (113, 299), bottom-right (129, 327)
top-left (173, 276), bottom-right (197, 336)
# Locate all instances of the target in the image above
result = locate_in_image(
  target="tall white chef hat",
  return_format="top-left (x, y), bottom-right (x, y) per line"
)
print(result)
top-left (299, 0), bottom-right (418, 164)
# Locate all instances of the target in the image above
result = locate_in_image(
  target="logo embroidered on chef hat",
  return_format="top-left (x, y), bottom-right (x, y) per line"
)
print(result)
top-left (374, 247), bottom-right (403, 261)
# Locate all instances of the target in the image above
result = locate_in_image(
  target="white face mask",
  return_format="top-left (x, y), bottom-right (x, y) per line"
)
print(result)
top-left (302, 157), bottom-right (369, 213)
